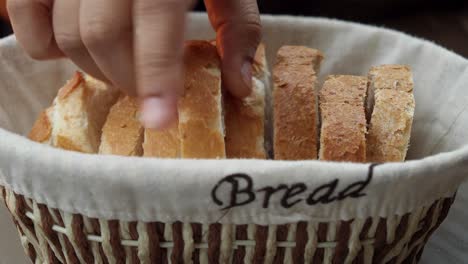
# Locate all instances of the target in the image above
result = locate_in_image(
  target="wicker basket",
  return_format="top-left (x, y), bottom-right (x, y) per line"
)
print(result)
top-left (0, 186), bottom-right (455, 263)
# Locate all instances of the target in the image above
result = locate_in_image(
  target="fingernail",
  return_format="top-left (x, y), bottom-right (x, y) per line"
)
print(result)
top-left (140, 97), bottom-right (176, 129)
top-left (241, 60), bottom-right (253, 91)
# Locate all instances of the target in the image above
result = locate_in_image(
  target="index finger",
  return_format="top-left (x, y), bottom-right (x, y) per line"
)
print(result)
top-left (133, 0), bottom-right (188, 129)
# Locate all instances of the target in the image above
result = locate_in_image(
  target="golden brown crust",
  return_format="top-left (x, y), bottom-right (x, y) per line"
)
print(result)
top-left (367, 65), bottom-right (415, 162)
top-left (368, 65), bottom-right (413, 92)
top-left (319, 75), bottom-right (368, 162)
top-left (56, 135), bottom-right (84, 152)
top-left (179, 40), bottom-right (225, 158)
top-left (57, 72), bottom-right (83, 100)
top-left (225, 78), bottom-right (266, 159)
top-left (319, 103), bottom-right (367, 162)
top-left (28, 108), bottom-right (52, 143)
top-left (143, 122), bottom-right (180, 158)
top-left (179, 120), bottom-right (226, 159)
top-left (276, 45), bottom-right (324, 73)
top-left (320, 75), bottom-right (368, 104)
top-left (367, 90), bottom-right (415, 162)
top-left (273, 45), bottom-right (323, 160)
top-left (99, 95), bottom-right (144, 156)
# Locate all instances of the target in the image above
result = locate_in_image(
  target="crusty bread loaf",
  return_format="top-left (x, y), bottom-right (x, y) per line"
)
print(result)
top-left (273, 45), bottom-right (323, 160)
top-left (178, 40), bottom-right (225, 159)
top-left (29, 72), bottom-right (119, 153)
top-left (319, 75), bottom-right (368, 162)
top-left (99, 95), bottom-right (144, 156)
top-left (224, 43), bottom-right (268, 159)
top-left (367, 65), bottom-right (415, 162)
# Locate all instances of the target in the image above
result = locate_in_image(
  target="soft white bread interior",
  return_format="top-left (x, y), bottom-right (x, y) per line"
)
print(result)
top-left (52, 72), bottom-right (119, 153)
top-left (319, 75), bottom-right (368, 162)
top-left (367, 65), bottom-right (415, 162)
top-left (273, 45), bottom-right (323, 160)
top-left (224, 43), bottom-right (268, 159)
top-left (29, 72), bottom-right (119, 153)
top-left (99, 95), bottom-right (144, 156)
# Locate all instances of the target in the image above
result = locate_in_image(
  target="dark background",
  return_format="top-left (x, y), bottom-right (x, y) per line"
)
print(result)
top-left (196, 0), bottom-right (468, 58)
top-left (1, 1), bottom-right (467, 57)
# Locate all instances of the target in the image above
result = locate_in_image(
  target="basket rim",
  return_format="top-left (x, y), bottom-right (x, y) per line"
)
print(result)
top-left (0, 123), bottom-right (466, 223)
top-left (1, 126), bottom-right (468, 168)
top-left (1, 130), bottom-right (468, 166)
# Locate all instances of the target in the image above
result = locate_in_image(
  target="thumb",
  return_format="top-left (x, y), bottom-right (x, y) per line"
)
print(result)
top-left (205, 0), bottom-right (262, 98)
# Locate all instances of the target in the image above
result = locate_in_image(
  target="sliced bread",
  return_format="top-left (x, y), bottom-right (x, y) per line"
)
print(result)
top-left (273, 45), bottom-right (324, 160)
top-left (319, 75), bottom-right (368, 162)
top-left (99, 95), bottom-right (144, 156)
top-left (367, 65), bottom-right (415, 162)
top-left (29, 72), bottom-right (119, 153)
top-left (224, 43), bottom-right (268, 159)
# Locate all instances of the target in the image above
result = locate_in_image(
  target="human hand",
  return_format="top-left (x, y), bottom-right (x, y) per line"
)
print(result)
top-left (7, 0), bottom-right (261, 128)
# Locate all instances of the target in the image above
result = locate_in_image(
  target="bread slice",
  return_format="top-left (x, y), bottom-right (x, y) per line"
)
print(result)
top-left (225, 78), bottom-right (266, 158)
top-left (368, 65), bottom-right (413, 93)
top-left (178, 40), bottom-right (225, 159)
top-left (28, 72), bottom-right (119, 153)
top-left (50, 72), bottom-right (119, 153)
top-left (273, 45), bottom-right (324, 160)
top-left (99, 95), bottom-right (144, 156)
top-left (144, 40), bottom-right (225, 159)
top-left (252, 43), bottom-right (268, 79)
top-left (253, 43), bottom-right (273, 157)
top-left (319, 75), bottom-right (368, 162)
top-left (367, 65), bottom-right (415, 162)
top-left (28, 106), bottom-right (54, 144)
top-left (319, 75), bottom-right (368, 105)
top-left (224, 43), bottom-right (268, 159)
top-left (143, 121), bottom-right (180, 158)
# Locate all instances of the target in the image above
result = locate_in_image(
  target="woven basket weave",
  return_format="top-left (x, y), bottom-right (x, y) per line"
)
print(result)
top-left (1, 185), bottom-right (454, 264)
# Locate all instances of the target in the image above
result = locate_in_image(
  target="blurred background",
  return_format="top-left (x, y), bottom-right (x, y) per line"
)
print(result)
top-left (0, 0), bottom-right (467, 57)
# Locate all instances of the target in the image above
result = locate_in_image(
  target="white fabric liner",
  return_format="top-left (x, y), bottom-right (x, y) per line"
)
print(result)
top-left (0, 13), bottom-right (467, 228)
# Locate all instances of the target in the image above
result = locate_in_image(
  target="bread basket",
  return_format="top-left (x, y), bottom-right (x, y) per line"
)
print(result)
top-left (1, 13), bottom-right (468, 263)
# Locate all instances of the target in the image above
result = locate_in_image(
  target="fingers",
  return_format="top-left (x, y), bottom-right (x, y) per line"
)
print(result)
top-left (205, 0), bottom-right (261, 98)
top-left (7, 0), bottom-right (63, 59)
top-left (133, 0), bottom-right (189, 129)
top-left (80, 0), bottom-right (135, 95)
top-left (52, 0), bottom-right (107, 81)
